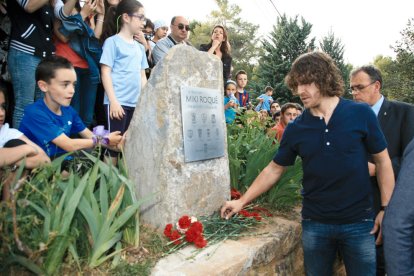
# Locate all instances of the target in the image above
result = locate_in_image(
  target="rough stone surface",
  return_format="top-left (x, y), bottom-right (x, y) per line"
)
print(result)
top-left (125, 45), bottom-right (230, 229)
top-left (151, 216), bottom-right (303, 276)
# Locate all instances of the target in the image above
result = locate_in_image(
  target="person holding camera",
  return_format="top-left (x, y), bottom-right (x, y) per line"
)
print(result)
top-left (224, 80), bottom-right (239, 124)
top-left (135, 19), bottom-right (154, 78)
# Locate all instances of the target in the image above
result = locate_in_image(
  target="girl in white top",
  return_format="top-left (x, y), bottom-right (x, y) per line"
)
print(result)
top-left (0, 88), bottom-right (49, 169)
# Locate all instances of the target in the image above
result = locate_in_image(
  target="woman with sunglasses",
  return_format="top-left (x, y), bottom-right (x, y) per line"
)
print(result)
top-left (199, 25), bottom-right (232, 82)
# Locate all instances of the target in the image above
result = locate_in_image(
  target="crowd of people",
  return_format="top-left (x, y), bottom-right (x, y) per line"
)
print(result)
top-left (1, 1), bottom-right (414, 275)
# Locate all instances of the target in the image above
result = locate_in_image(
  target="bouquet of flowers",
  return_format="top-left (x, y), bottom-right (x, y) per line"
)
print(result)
top-left (163, 215), bottom-right (207, 248)
top-left (162, 189), bottom-right (272, 255)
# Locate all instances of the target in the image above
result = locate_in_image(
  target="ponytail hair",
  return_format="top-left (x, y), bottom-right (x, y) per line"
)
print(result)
top-left (100, 0), bottom-right (144, 44)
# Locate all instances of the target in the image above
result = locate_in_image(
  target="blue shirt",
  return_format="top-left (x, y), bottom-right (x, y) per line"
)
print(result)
top-left (19, 99), bottom-right (86, 158)
top-left (273, 98), bottom-right (387, 224)
top-left (371, 95), bottom-right (384, 116)
top-left (255, 93), bottom-right (273, 111)
top-left (100, 35), bottom-right (148, 107)
top-left (224, 96), bottom-right (239, 124)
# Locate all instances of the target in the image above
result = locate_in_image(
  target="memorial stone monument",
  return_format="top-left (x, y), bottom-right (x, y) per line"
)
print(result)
top-left (125, 45), bottom-right (230, 228)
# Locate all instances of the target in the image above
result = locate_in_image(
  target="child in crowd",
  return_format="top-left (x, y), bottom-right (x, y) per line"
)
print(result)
top-left (100, 0), bottom-right (148, 164)
top-left (271, 102), bottom-right (298, 142)
top-left (255, 86), bottom-right (274, 112)
top-left (224, 80), bottom-right (239, 124)
top-left (53, 0), bottom-right (105, 128)
top-left (234, 70), bottom-right (250, 108)
top-left (0, 84), bottom-right (50, 169)
top-left (18, 56), bottom-right (122, 161)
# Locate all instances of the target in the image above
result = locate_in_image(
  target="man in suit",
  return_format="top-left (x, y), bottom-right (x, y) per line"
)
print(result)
top-left (383, 137), bottom-right (414, 275)
top-left (350, 65), bottom-right (414, 275)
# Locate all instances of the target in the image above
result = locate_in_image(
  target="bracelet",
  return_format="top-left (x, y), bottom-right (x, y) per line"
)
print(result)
top-left (92, 125), bottom-right (110, 146)
top-left (92, 136), bottom-right (98, 146)
top-left (380, 205), bottom-right (388, 211)
top-left (96, 18), bottom-right (104, 23)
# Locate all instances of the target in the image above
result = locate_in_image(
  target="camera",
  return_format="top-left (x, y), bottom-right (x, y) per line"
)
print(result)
top-left (144, 33), bottom-right (153, 40)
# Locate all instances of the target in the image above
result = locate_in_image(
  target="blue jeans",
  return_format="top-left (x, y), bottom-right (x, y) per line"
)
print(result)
top-left (71, 67), bottom-right (97, 127)
top-left (302, 219), bottom-right (376, 276)
top-left (8, 48), bottom-right (43, 128)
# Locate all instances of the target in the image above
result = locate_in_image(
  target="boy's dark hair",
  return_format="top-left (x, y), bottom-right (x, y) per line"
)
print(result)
top-left (295, 103), bottom-right (304, 112)
top-left (35, 56), bottom-right (74, 83)
top-left (265, 86), bottom-right (274, 92)
top-left (350, 65), bottom-right (383, 89)
top-left (285, 52), bottom-right (344, 97)
top-left (235, 70), bottom-right (247, 80)
top-left (145, 18), bottom-right (154, 30)
top-left (281, 102), bottom-right (298, 114)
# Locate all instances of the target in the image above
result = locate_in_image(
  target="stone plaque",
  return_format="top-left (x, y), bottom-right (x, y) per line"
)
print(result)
top-left (181, 86), bottom-right (225, 162)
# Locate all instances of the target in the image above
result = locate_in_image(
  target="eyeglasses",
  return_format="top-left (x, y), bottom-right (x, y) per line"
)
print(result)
top-left (129, 14), bottom-right (146, 22)
top-left (173, 23), bottom-right (190, 31)
top-left (349, 81), bottom-right (376, 94)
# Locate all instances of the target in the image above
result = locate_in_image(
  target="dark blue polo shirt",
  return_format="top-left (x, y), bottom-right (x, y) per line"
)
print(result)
top-left (273, 98), bottom-right (387, 224)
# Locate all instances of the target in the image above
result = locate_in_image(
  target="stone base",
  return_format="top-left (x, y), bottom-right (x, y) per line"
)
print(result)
top-left (151, 216), bottom-right (303, 275)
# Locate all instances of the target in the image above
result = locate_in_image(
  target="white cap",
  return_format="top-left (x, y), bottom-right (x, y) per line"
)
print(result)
top-left (154, 20), bottom-right (168, 31)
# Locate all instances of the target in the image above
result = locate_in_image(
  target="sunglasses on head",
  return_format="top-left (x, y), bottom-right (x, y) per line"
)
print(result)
top-left (173, 23), bottom-right (190, 31)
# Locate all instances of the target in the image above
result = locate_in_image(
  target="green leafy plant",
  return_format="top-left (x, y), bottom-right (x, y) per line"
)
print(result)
top-left (227, 112), bottom-right (303, 210)
top-left (1, 150), bottom-right (150, 275)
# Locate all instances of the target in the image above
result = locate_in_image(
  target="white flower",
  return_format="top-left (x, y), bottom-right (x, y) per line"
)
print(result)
top-left (190, 216), bottom-right (198, 223)
top-left (176, 222), bottom-right (188, 234)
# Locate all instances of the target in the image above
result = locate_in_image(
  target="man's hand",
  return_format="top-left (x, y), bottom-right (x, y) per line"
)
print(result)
top-left (370, 210), bottom-right (384, 245)
top-left (220, 199), bottom-right (244, 220)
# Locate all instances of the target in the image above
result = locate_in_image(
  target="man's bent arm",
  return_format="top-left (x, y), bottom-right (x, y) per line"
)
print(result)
top-left (373, 149), bottom-right (395, 206)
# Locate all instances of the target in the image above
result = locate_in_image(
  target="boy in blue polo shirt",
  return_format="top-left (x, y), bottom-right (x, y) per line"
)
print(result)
top-left (19, 56), bottom-right (122, 160)
top-left (221, 52), bottom-right (395, 275)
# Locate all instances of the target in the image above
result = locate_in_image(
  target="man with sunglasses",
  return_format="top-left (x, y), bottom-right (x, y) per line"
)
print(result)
top-left (152, 16), bottom-right (192, 65)
top-left (350, 65), bottom-right (414, 275)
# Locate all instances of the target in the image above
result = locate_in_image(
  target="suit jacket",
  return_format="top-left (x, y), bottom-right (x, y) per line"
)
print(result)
top-left (383, 137), bottom-right (414, 275)
top-left (371, 97), bottom-right (414, 213)
top-left (378, 98), bottom-right (414, 175)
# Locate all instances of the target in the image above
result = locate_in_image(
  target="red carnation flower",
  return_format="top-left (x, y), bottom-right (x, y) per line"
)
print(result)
top-left (194, 235), bottom-right (207, 248)
top-left (170, 230), bottom-right (182, 245)
top-left (251, 212), bottom-right (262, 221)
top-left (164, 223), bottom-right (173, 238)
top-left (252, 206), bottom-right (273, 217)
top-left (231, 188), bottom-right (242, 200)
top-left (185, 227), bottom-right (198, 242)
top-left (178, 215), bottom-right (192, 229)
top-left (239, 209), bottom-right (251, 217)
top-left (191, 221), bottom-right (203, 232)
top-left (185, 222), bottom-right (203, 243)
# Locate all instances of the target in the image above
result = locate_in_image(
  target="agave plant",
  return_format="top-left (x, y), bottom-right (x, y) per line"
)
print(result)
top-left (2, 150), bottom-right (151, 274)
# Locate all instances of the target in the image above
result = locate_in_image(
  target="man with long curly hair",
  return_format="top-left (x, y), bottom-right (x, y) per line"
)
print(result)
top-left (221, 52), bottom-right (395, 275)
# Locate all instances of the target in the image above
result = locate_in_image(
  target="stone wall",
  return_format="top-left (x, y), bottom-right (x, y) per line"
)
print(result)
top-left (152, 216), bottom-right (304, 275)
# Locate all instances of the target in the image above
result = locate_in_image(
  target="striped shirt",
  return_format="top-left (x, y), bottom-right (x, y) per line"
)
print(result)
top-left (7, 0), bottom-right (68, 58)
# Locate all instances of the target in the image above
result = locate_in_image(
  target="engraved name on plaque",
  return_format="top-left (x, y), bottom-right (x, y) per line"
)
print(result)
top-left (181, 86), bottom-right (225, 162)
